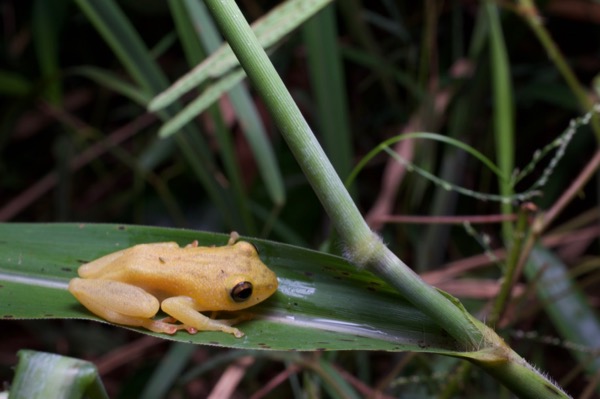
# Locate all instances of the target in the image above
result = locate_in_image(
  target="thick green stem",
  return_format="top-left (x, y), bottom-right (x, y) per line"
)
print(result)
top-left (201, 0), bottom-right (483, 351)
top-left (473, 350), bottom-right (569, 399)
top-left (201, 1), bottom-right (571, 397)
top-left (204, 4), bottom-right (365, 245)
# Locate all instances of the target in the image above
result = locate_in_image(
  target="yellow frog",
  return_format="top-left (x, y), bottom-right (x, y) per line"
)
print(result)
top-left (68, 232), bottom-right (278, 338)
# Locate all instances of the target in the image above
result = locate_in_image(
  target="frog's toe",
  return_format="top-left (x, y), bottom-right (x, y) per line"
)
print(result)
top-left (172, 323), bottom-right (198, 334)
top-left (213, 320), bottom-right (245, 337)
top-left (180, 321), bottom-right (243, 337)
top-left (146, 317), bottom-right (183, 334)
top-left (177, 323), bottom-right (241, 337)
top-left (232, 328), bottom-right (244, 338)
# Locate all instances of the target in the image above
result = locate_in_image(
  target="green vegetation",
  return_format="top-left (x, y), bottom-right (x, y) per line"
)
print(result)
top-left (1, 1), bottom-right (599, 397)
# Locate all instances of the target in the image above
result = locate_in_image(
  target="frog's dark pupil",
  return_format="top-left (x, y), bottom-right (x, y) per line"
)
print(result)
top-left (231, 281), bottom-right (253, 302)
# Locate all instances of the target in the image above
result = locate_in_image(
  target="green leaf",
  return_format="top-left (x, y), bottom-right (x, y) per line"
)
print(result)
top-left (157, 70), bottom-right (246, 137)
top-left (32, 0), bottom-right (69, 103)
top-left (302, 4), bottom-right (353, 179)
top-left (69, 66), bottom-right (151, 106)
top-left (9, 350), bottom-right (108, 399)
top-left (74, 0), bottom-right (252, 231)
top-left (486, 2), bottom-right (515, 240)
top-left (526, 246), bottom-right (600, 380)
top-left (174, 0), bottom-right (286, 208)
top-left (0, 223), bottom-right (462, 352)
top-left (148, 0), bottom-right (333, 111)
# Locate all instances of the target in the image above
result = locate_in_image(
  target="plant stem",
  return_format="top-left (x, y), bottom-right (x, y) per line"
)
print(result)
top-left (488, 204), bottom-right (532, 326)
top-left (201, 0), bottom-right (483, 352)
top-left (201, 1), bottom-right (572, 397)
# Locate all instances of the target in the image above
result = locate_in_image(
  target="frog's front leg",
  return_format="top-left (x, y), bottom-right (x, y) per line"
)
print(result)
top-left (69, 278), bottom-right (180, 334)
top-left (161, 296), bottom-right (245, 338)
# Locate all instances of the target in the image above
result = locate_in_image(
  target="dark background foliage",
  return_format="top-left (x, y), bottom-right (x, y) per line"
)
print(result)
top-left (1, 0), bottom-right (599, 397)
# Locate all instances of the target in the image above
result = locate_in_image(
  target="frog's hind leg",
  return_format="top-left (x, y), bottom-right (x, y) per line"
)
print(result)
top-left (161, 296), bottom-right (245, 338)
top-left (69, 278), bottom-right (179, 334)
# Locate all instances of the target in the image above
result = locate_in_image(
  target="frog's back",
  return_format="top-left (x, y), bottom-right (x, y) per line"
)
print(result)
top-left (79, 242), bottom-right (240, 286)
top-left (124, 244), bottom-right (264, 291)
top-left (77, 242), bottom-right (182, 280)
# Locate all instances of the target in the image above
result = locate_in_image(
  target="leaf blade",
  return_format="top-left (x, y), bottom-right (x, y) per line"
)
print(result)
top-left (0, 223), bottom-right (461, 352)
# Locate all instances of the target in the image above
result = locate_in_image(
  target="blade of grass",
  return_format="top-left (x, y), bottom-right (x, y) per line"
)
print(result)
top-left (340, 46), bottom-right (424, 102)
top-left (415, 3), bottom-right (487, 272)
top-left (346, 132), bottom-right (506, 189)
top-left (313, 357), bottom-right (361, 399)
top-left (337, 0), bottom-right (398, 102)
top-left (149, 0), bottom-right (333, 112)
top-left (157, 70), bottom-right (246, 138)
top-left (486, 1), bottom-right (515, 241)
top-left (140, 343), bottom-right (196, 399)
top-left (302, 4), bottom-right (353, 179)
top-left (174, 0), bottom-right (286, 213)
top-left (69, 66), bottom-right (151, 106)
top-left (526, 246), bottom-right (600, 389)
top-left (32, 0), bottom-right (68, 104)
top-left (74, 0), bottom-right (250, 230)
top-left (169, 0), bottom-right (256, 233)
top-left (74, 0), bottom-right (166, 95)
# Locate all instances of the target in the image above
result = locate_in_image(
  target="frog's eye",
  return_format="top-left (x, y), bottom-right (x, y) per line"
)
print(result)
top-left (231, 281), bottom-right (253, 302)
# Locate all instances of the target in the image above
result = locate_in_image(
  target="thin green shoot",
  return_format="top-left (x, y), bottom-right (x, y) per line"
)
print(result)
top-left (347, 106), bottom-right (597, 204)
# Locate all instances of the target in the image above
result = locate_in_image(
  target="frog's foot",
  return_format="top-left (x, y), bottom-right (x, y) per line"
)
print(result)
top-left (161, 296), bottom-right (247, 338)
top-left (207, 312), bottom-right (255, 337)
top-left (145, 317), bottom-right (188, 335)
top-left (176, 319), bottom-right (244, 338)
top-left (147, 317), bottom-right (206, 335)
top-left (150, 316), bottom-right (248, 337)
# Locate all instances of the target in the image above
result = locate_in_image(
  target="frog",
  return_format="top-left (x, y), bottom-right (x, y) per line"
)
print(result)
top-left (68, 232), bottom-right (278, 338)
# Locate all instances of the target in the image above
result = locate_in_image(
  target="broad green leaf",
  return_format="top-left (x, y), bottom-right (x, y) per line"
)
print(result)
top-left (0, 223), bottom-right (463, 353)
